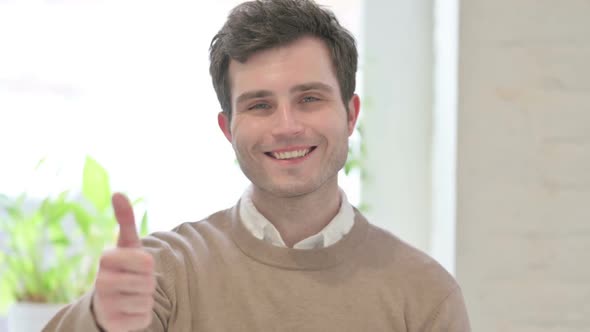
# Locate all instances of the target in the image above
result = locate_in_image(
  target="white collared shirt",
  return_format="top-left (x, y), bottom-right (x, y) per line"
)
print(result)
top-left (239, 186), bottom-right (355, 249)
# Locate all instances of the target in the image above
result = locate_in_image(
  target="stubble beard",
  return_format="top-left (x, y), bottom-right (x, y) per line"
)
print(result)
top-left (235, 141), bottom-right (349, 199)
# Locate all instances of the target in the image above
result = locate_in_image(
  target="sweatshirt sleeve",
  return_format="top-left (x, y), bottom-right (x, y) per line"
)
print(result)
top-left (424, 286), bottom-right (471, 332)
top-left (41, 291), bottom-right (103, 332)
top-left (42, 234), bottom-right (176, 332)
top-left (41, 284), bottom-right (170, 332)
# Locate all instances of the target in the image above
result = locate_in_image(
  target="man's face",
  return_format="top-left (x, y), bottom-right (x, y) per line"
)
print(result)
top-left (218, 36), bottom-right (360, 198)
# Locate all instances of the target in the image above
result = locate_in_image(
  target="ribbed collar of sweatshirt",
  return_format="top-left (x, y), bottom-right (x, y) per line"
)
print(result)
top-left (239, 186), bottom-right (355, 249)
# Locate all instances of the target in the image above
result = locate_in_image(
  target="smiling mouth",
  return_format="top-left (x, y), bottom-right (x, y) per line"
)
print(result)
top-left (264, 147), bottom-right (317, 160)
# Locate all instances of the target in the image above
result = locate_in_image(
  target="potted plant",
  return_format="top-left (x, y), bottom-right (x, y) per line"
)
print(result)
top-left (0, 156), bottom-right (148, 332)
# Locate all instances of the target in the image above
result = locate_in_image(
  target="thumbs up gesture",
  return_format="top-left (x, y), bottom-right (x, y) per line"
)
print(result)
top-left (92, 193), bottom-right (155, 332)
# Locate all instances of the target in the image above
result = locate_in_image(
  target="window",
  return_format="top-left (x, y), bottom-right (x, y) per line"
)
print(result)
top-left (0, 0), bottom-right (363, 232)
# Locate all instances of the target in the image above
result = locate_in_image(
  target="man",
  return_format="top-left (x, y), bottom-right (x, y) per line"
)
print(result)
top-left (44, 0), bottom-right (470, 331)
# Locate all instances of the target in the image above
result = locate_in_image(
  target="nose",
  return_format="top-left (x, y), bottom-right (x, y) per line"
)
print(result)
top-left (270, 103), bottom-right (304, 138)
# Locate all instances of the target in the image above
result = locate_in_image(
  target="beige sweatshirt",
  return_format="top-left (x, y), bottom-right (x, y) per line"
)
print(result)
top-left (44, 204), bottom-right (471, 331)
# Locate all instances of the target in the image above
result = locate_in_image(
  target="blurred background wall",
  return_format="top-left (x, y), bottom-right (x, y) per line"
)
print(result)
top-left (455, 0), bottom-right (590, 330)
top-left (364, 0), bottom-right (590, 330)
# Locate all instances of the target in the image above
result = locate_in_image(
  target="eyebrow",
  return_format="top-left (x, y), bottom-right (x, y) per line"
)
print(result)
top-left (235, 90), bottom-right (274, 105)
top-left (289, 82), bottom-right (334, 94)
top-left (235, 82), bottom-right (334, 104)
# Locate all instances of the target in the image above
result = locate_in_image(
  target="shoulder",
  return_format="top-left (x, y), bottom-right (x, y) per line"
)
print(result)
top-left (358, 217), bottom-right (468, 328)
top-left (139, 206), bottom-right (235, 269)
top-left (364, 221), bottom-right (458, 289)
top-left (144, 206), bottom-right (233, 243)
top-left (353, 211), bottom-right (459, 299)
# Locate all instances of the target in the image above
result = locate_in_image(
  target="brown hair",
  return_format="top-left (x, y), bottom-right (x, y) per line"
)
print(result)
top-left (209, 0), bottom-right (358, 123)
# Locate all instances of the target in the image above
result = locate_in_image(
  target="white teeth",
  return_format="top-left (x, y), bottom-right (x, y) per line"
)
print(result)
top-left (271, 149), bottom-right (311, 160)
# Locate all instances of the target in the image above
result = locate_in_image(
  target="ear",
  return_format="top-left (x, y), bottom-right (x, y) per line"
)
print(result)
top-left (218, 112), bottom-right (232, 142)
top-left (346, 94), bottom-right (361, 136)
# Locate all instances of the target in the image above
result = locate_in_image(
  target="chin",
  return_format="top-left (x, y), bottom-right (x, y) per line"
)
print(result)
top-left (262, 181), bottom-right (321, 198)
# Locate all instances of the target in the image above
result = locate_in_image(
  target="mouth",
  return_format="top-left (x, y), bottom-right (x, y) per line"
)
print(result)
top-left (264, 146), bottom-right (317, 160)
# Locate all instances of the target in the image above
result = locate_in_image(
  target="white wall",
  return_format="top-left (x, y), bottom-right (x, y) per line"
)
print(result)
top-left (456, 0), bottom-right (590, 330)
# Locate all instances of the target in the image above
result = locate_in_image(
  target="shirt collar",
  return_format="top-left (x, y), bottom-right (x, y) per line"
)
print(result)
top-left (239, 186), bottom-right (355, 249)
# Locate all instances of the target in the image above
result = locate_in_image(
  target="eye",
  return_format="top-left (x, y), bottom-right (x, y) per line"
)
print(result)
top-left (248, 103), bottom-right (271, 110)
top-left (301, 96), bottom-right (320, 103)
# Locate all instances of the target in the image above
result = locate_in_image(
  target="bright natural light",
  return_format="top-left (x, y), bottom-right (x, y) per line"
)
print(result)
top-left (0, 0), bottom-right (363, 232)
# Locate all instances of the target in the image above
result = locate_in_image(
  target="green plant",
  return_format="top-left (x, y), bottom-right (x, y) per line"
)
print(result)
top-left (0, 156), bottom-right (148, 314)
top-left (344, 112), bottom-right (370, 213)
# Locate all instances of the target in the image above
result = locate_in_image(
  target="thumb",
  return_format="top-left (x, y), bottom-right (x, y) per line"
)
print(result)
top-left (112, 192), bottom-right (140, 248)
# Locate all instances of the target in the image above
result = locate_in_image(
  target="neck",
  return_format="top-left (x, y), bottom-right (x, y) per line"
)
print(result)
top-left (250, 178), bottom-right (342, 248)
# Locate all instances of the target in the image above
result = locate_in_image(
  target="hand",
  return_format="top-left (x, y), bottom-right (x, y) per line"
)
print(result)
top-left (92, 193), bottom-right (155, 332)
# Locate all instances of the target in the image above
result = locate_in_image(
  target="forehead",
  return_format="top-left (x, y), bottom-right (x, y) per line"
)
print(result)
top-left (228, 36), bottom-right (340, 97)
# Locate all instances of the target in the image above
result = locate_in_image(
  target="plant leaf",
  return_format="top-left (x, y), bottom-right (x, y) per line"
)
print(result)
top-left (0, 155), bottom-right (150, 305)
top-left (132, 197), bottom-right (145, 205)
top-left (71, 204), bottom-right (92, 237)
top-left (82, 156), bottom-right (111, 212)
top-left (42, 198), bottom-right (71, 227)
top-left (34, 156), bottom-right (48, 171)
top-left (140, 212), bottom-right (149, 237)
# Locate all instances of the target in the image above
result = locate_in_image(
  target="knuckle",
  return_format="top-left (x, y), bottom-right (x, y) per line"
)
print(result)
top-left (94, 277), bottom-right (108, 293)
top-left (142, 252), bottom-right (155, 271)
top-left (99, 249), bottom-right (122, 268)
top-left (96, 271), bottom-right (116, 294)
top-left (98, 253), bottom-right (109, 267)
